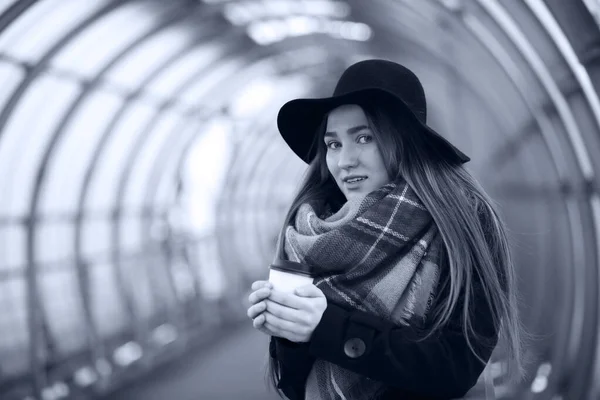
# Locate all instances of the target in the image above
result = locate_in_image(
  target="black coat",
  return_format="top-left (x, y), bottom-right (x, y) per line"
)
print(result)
top-left (269, 261), bottom-right (499, 400)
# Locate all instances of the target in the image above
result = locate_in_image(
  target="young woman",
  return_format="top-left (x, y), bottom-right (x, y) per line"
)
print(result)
top-left (247, 59), bottom-right (526, 399)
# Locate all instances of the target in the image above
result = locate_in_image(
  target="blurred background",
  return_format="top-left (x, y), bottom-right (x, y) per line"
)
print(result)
top-left (0, 0), bottom-right (599, 399)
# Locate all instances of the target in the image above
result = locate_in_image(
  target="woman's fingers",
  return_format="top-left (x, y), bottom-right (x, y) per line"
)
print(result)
top-left (251, 280), bottom-right (272, 291)
top-left (268, 289), bottom-right (305, 309)
top-left (248, 281), bottom-right (273, 305)
top-left (253, 311), bottom-right (305, 342)
top-left (248, 287), bottom-right (271, 305)
top-left (295, 284), bottom-right (325, 298)
top-left (263, 320), bottom-right (300, 342)
top-left (248, 282), bottom-right (323, 343)
top-left (249, 281), bottom-right (299, 339)
top-left (247, 281), bottom-right (271, 323)
top-left (253, 315), bottom-right (278, 338)
top-left (264, 312), bottom-right (299, 333)
top-left (247, 301), bottom-right (267, 319)
top-left (252, 313), bottom-right (266, 328)
top-left (265, 299), bottom-right (302, 322)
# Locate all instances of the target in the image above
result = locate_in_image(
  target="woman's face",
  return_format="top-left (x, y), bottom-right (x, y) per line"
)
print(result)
top-left (324, 104), bottom-right (391, 201)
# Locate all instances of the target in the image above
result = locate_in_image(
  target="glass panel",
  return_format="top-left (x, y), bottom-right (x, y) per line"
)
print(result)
top-left (2, 225), bottom-right (26, 268)
top-left (121, 259), bottom-right (154, 319)
top-left (147, 254), bottom-right (177, 310)
top-left (178, 58), bottom-right (244, 105)
top-left (0, 227), bottom-right (7, 268)
top-left (478, 0), bottom-right (593, 179)
top-left (144, 43), bottom-right (226, 99)
top-left (82, 219), bottom-right (111, 262)
top-left (39, 90), bottom-right (124, 216)
top-left (89, 261), bottom-right (128, 336)
top-left (222, 0), bottom-right (350, 25)
top-left (120, 217), bottom-right (143, 252)
top-left (181, 119), bottom-right (233, 234)
top-left (104, 25), bottom-right (196, 91)
top-left (86, 102), bottom-right (157, 213)
top-left (196, 238), bottom-right (225, 300)
top-left (525, 0), bottom-right (600, 172)
top-left (0, 277), bottom-right (29, 377)
top-left (153, 175), bottom-right (177, 208)
top-left (0, 0), bottom-right (20, 17)
top-left (0, 0), bottom-right (108, 63)
top-left (246, 18), bottom-right (372, 45)
top-left (152, 119), bottom-right (203, 208)
top-left (123, 112), bottom-right (184, 209)
top-left (231, 154), bottom-right (269, 271)
top-left (38, 268), bottom-right (87, 355)
top-left (0, 62), bottom-right (24, 120)
top-left (50, 2), bottom-right (159, 78)
top-left (583, 0), bottom-right (600, 26)
top-left (35, 222), bottom-right (74, 264)
top-left (228, 76), bottom-right (278, 117)
top-left (0, 75), bottom-right (81, 217)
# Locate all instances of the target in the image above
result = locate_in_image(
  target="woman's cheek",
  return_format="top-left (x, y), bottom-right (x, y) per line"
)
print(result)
top-left (325, 155), bottom-right (337, 175)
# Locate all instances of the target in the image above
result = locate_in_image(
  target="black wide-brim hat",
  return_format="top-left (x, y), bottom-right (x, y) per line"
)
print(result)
top-left (277, 59), bottom-right (470, 164)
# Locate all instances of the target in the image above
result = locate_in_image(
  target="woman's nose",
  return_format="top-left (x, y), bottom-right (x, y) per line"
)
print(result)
top-left (338, 146), bottom-right (360, 169)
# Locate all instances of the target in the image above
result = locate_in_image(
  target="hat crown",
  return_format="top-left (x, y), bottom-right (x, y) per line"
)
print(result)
top-left (275, 58), bottom-right (470, 164)
top-left (333, 59), bottom-right (427, 123)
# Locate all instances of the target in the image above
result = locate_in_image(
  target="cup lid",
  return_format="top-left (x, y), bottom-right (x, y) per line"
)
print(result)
top-left (270, 259), bottom-right (315, 277)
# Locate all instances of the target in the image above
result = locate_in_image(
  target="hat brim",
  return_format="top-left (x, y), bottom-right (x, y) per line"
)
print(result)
top-left (277, 88), bottom-right (470, 164)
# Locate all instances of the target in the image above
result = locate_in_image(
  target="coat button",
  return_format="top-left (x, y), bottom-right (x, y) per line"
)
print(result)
top-left (343, 338), bottom-right (366, 358)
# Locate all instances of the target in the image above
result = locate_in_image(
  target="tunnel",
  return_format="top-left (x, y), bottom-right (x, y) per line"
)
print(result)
top-left (0, 0), bottom-right (599, 399)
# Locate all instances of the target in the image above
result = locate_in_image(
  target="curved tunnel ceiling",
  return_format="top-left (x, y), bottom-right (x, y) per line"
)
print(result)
top-left (0, 0), bottom-right (599, 399)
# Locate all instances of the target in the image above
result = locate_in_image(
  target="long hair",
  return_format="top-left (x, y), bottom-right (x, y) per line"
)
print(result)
top-left (266, 98), bottom-right (527, 396)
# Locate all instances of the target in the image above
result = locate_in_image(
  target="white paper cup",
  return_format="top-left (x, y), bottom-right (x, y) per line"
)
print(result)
top-left (269, 260), bottom-right (315, 294)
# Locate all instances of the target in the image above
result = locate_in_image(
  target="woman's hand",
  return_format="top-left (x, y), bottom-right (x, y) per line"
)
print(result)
top-left (247, 280), bottom-right (327, 343)
top-left (247, 280), bottom-right (274, 337)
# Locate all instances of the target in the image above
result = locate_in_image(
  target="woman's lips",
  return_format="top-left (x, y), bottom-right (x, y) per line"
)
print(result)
top-left (344, 177), bottom-right (367, 188)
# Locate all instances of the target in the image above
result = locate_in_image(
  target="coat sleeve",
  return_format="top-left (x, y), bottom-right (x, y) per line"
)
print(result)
top-left (269, 336), bottom-right (315, 400)
top-left (305, 276), bottom-right (499, 399)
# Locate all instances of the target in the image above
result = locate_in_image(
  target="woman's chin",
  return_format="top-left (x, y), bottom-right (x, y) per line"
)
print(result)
top-left (344, 190), bottom-right (368, 202)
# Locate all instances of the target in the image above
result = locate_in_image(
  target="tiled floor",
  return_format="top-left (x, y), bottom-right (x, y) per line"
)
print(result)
top-left (108, 324), bottom-right (281, 400)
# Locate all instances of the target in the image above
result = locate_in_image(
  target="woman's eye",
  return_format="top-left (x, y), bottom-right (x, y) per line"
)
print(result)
top-left (358, 135), bottom-right (372, 144)
top-left (326, 141), bottom-right (340, 150)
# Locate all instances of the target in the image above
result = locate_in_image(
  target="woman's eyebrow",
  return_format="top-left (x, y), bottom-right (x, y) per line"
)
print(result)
top-left (324, 125), bottom-right (369, 138)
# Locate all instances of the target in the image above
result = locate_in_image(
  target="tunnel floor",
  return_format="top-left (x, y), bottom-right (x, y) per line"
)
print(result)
top-left (105, 324), bottom-right (280, 400)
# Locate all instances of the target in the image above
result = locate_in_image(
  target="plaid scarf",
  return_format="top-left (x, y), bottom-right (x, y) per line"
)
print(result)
top-left (280, 178), bottom-right (443, 400)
